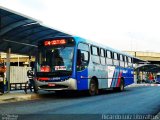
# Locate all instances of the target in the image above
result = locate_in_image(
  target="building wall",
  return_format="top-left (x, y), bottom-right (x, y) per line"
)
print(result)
top-left (10, 66), bottom-right (31, 83)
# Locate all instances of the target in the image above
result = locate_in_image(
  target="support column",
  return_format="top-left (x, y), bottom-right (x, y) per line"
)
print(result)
top-left (18, 55), bottom-right (19, 67)
top-left (6, 48), bottom-right (11, 93)
top-left (0, 53), bottom-right (1, 60)
top-left (29, 55), bottom-right (31, 67)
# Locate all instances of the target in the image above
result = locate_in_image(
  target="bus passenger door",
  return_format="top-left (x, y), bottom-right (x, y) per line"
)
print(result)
top-left (76, 43), bottom-right (90, 90)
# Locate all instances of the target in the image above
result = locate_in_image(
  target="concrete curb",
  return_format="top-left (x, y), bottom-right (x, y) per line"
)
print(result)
top-left (0, 93), bottom-right (41, 104)
top-left (127, 83), bottom-right (160, 88)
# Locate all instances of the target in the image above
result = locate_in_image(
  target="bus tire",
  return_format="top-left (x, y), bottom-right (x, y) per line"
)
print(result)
top-left (89, 79), bottom-right (98, 96)
top-left (118, 78), bottom-right (124, 92)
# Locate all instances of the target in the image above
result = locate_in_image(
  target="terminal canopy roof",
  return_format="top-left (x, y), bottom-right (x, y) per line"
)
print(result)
top-left (135, 64), bottom-right (160, 73)
top-left (132, 57), bottom-right (146, 64)
top-left (0, 7), bottom-right (149, 65)
top-left (0, 7), bottom-right (70, 56)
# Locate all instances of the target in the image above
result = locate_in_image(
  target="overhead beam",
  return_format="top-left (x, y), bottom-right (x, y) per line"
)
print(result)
top-left (2, 24), bottom-right (40, 38)
top-left (2, 39), bottom-right (37, 47)
top-left (0, 19), bottom-right (36, 36)
top-left (1, 57), bottom-right (35, 63)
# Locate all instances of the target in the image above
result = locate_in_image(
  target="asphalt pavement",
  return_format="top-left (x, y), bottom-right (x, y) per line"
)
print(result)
top-left (0, 86), bottom-right (160, 120)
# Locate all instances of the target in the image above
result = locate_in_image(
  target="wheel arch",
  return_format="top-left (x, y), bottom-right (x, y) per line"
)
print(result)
top-left (90, 76), bottom-right (99, 88)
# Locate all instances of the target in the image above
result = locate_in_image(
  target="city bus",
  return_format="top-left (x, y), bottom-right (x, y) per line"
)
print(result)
top-left (34, 36), bottom-right (134, 95)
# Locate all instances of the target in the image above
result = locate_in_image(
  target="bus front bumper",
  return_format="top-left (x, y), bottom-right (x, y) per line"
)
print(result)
top-left (34, 78), bottom-right (77, 91)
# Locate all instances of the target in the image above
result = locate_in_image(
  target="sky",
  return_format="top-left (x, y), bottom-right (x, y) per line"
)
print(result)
top-left (1, 0), bottom-right (160, 52)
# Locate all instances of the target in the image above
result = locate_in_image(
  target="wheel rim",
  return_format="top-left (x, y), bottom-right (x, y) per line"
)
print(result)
top-left (120, 82), bottom-right (124, 91)
top-left (90, 83), bottom-right (96, 92)
top-left (89, 81), bottom-right (97, 95)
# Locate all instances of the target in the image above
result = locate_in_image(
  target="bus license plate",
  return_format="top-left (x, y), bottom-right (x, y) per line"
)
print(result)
top-left (48, 83), bottom-right (55, 87)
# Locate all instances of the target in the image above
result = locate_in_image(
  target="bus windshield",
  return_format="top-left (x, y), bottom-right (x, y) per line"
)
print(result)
top-left (38, 46), bottom-right (74, 72)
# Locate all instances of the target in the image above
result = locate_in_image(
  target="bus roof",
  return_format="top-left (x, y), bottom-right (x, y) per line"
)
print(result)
top-left (73, 36), bottom-right (134, 58)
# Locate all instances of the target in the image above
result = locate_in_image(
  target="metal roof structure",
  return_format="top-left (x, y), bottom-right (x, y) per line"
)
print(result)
top-left (0, 7), bottom-right (147, 64)
top-left (0, 7), bottom-right (70, 56)
top-left (135, 64), bottom-right (160, 73)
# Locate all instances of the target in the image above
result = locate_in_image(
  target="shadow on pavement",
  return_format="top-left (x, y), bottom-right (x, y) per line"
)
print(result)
top-left (37, 88), bottom-right (132, 99)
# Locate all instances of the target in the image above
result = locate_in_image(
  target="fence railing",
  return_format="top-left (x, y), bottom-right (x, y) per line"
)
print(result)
top-left (10, 82), bottom-right (28, 91)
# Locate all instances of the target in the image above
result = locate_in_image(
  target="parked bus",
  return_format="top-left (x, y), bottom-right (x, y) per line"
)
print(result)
top-left (156, 73), bottom-right (160, 83)
top-left (34, 36), bottom-right (134, 95)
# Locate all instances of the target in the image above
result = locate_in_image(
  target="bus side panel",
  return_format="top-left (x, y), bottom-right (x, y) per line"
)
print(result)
top-left (76, 68), bottom-right (88, 90)
top-left (111, 66), bottom-right (120, 87)
top-left (110, 67), bottom-right (134, 87)
top-left (107, 66), bottom-right (115, 88)
top-left (87, 63), bottom-right (106, 89)
top-left (111, 66), bottom-right (127, 88)
top-left (115, 67), bottom-right (123, 87)
top-left (123, 68), bottom-right (134, 86)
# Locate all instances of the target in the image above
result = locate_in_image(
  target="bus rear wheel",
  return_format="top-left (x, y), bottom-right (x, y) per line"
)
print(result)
top-left (113, 79), bottom-right (124, 92)
top-left (89, 79), bottom-right (98, 96)
top-left (118, 79), bottom-right (124, 92)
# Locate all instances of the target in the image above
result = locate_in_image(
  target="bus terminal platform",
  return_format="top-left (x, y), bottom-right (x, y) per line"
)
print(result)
top-left (0, 90), bottom-right (41, 104)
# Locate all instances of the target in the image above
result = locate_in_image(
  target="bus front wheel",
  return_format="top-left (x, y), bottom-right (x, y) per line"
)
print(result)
top-left (89, 79), bottom-right (98, 96)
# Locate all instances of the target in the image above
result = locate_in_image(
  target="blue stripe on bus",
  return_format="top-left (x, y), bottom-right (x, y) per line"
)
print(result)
top-left (114, 66), bottom-right (120, 87)
top-left (71, 43), bottom-right (78, 79)
top-left (111, 66), bottom-right (119, 87)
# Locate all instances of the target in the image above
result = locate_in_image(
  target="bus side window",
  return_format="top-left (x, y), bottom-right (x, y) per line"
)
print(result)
top-left (77, 50), bottom-right (82, 66)
top-left (91, 46), bottom-right (100, 64)
top-left (113, 52), bottom-right (119, 66)
top-left (124, 56), bottom-right (128, 68)
top-left (77, 43), bottom-right (89, 71)
top-left (100, 48), bottom-right (105, 65)
top-left (120, 54), bottom-right (125, 67)
top-left (128, 57), bottom-right (133, 67)
top-left (106, 50), bottom-right (113, 65)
